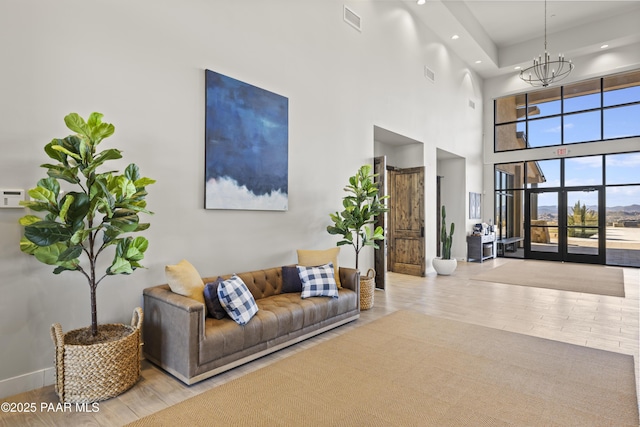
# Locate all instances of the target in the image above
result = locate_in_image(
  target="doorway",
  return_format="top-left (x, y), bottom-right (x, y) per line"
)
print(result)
top-left (373, 126), bottom-right (426, 281)
top-left (525, 186), bottom-right (605, 264)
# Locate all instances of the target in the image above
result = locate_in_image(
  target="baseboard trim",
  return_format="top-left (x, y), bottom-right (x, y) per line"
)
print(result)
top-left (0, 367), bottom-right (55, 400)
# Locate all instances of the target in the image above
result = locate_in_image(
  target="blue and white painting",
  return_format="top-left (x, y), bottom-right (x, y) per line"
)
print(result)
top-left (205, 70), bottom-right (288, 210)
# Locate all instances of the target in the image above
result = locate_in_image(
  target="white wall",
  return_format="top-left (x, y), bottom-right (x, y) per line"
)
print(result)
top-left (437, 156), bottom-right (467, 261)
top-left (0, 0), bottom-right (484, 397)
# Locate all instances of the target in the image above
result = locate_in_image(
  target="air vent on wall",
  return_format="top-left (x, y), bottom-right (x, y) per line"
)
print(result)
top-left (424, 66), bottom-right (435, 82)
top-left (468, 99), bottom-right (476, 109)
top-left (344, 5), bottom-right (361, 32)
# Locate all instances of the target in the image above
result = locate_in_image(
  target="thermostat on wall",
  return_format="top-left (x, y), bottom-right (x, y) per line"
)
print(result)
top-left (1, 189), bottom-right (25, 208)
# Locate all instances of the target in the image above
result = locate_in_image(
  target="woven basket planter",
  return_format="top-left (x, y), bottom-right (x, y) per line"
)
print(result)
top-left (50, 307), bottom-right (143, 403)
top-left (360, 268), bottom-right (376, 310)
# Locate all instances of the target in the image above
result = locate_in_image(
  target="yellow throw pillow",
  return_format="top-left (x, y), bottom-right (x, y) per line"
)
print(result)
top-left (165, 259), bottom-right (206, 305)
top-left (297, 247), bottom-right (341, 288)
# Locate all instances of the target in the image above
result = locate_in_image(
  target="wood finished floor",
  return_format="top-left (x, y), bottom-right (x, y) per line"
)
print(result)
top-left (1, 258), bottom-right (638, 426)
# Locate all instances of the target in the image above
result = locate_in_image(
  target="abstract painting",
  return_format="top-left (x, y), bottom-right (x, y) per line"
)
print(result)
top-left (205, 70), bottom-right (288, 210)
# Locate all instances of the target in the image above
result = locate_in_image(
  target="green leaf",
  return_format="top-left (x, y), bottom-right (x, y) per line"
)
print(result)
top-left (78, 137), bottom-right (92, 164)
top-left (34, 244), bottom-right (65, 265)
top-left (87, 112), bottom-right (103, 128)
top-left (91, 177), bottom-right (115, 217)
top-left (50, 144), bottom-right (82, 161)
top-left (134, 177), bottom-right (156, 188)
top-left (61, 192), bottom-right (90, 225)
top-left (58, 194), bottom-right (74, 223)
top-left (53, 265), bottom-right (75, 274)
top-left (28, 187), bottom-right (56, 204)
top-left (91, 122), bottom-right (115, 144)
top-left (108, 257), bottom-right (133, 275)
top-left (125, 246), bottom-right (143, 261)
top-left (102, 224), bottom-right (123, 245)
top-left (44, 139), bottom-right (67, 163)
top-left (130, 236), bottom-right (149, 253)
top-left (62, 135), bottom-right (83, 157)
top-left (64, 113), bottom-right (90, 137)
top-left (43, 164), bottom-right (80, 184)
top-left (24, 221), bottom-right (73, 246)
top-left (38, 177), bottom-right (60, 197)
top-left (20, 200), bottom-right (51, 212)
top-left (84, 148), bottom-right (122, 176)
top-left (134, 223), bottom-right (151, 232)
top-left (107, 209), bottom-right (139, 232)
top-left (109, 175), bottom-right (137, 201)
top-left (19, 215), bottom-right (42, 226)
top-left (70, 229), bottom-right (90, 245)
top-left (85, 113), bottom-right (115, 144)
top-left (57, 245), bottom-right (83, 262)
top-left (124, 163), bottom-right (140, 181)
top-left (19, 237), bottom-right (39, 255)
top-left (30, 243), bottom-right (80, 271)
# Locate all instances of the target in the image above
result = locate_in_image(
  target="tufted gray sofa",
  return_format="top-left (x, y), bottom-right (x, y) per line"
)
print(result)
top-left (142, 266), bottom-right (360, 384)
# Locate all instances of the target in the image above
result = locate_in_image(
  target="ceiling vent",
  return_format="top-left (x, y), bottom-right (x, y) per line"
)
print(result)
top-left (468, 99), bottom-right (476, 109)
top-left (343, 5), bottom-right (361, 32)
top-left (424, 66), bottom-right (435, 83)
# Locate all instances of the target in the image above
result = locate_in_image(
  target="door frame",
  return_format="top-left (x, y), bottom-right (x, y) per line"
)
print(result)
top-left (374, 156), bottom-right (386, 290)
top-left (525, 186), bottom-right (605, 264)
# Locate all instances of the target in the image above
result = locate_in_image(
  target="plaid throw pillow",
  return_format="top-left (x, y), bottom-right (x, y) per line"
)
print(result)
top-left (297, 263), bottom-right (339, 299)
top-left (217, 275), bottom-right (259, 325)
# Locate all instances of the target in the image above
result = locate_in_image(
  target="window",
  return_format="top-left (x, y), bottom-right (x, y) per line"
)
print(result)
top-left (526, 159), bottom-right (560, 188)
top-left (495, 163), bottom-right (525, 255)
top-left (495, 69), bottom-right (640, 152)
top-left (565, 156), bottom-right (603, 186)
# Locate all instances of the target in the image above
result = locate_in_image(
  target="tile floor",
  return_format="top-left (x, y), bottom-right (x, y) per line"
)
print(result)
top-left (1, 258), bottom-right (638, 426)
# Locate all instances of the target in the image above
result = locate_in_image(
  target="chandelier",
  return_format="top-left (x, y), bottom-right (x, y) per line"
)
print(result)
top-left (519, 0), bottom-right (574, 87)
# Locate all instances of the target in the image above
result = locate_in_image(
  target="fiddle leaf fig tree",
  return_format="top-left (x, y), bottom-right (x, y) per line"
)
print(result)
top-left (327, 164), bottom-right (388, 270)
top-left (19, 112), bottom-right (155, 338)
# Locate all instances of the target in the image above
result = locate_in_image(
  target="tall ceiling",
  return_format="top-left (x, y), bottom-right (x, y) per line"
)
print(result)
top-left (411, 0), bottom-right (640, 79)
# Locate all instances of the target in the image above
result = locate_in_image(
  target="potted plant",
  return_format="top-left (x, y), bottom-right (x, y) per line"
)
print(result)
top-left (327, 164), bottom-right (388, 309)
top-left (433, 205), bottom-right (457, 275)
top-left (19, 112), bottom-right (154, 403)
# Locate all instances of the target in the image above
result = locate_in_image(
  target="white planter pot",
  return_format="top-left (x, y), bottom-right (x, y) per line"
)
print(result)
top-left (432, 258), bottom-right (457, 276)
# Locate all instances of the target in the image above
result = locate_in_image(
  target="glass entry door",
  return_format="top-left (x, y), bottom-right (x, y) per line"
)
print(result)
top-left (525, 187), bottom-right (604, 264)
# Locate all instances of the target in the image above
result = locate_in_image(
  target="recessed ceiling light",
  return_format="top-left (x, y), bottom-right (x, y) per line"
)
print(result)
top-left (475, 60), bottom-right (482, 64)
top-left (600, 44), bottom-right (609, 49)
top-left (451, 35), bottom-right (459, 40)
top-left (514, 66), bottom-right (521, 70)
top-left (417, 0), bottom-right (426, 5)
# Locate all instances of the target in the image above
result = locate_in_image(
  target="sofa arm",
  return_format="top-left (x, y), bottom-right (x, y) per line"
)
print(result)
top-left (339, 267), bottom-right (360, 295)
top-left (142, 285), bottom-right (204, 384)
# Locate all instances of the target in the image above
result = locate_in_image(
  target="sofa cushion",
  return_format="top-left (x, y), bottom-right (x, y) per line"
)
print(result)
top-left (199, 287), bottom-right (359, 366)
top-left (204, 277), bottom-right (227, 320)
top-left (281, 265), bottom-right (303, 293)
top-left (217, 275), bottom-right (259, 325)
top-left (165, 259), bottom-right (206, 306)
top-left (297, 263), bottom-right (339, 299)
top-left (297, 247), bottom-right (341, 287)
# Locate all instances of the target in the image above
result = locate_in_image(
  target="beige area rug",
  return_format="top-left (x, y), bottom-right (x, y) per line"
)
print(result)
top-left (471, 260), bottom-right (625, 297)
top-left (127, 310), bottom-right (638, 427)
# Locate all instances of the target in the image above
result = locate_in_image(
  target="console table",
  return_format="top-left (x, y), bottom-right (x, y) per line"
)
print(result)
top-left (467, 234), bottom-right (496, 263)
